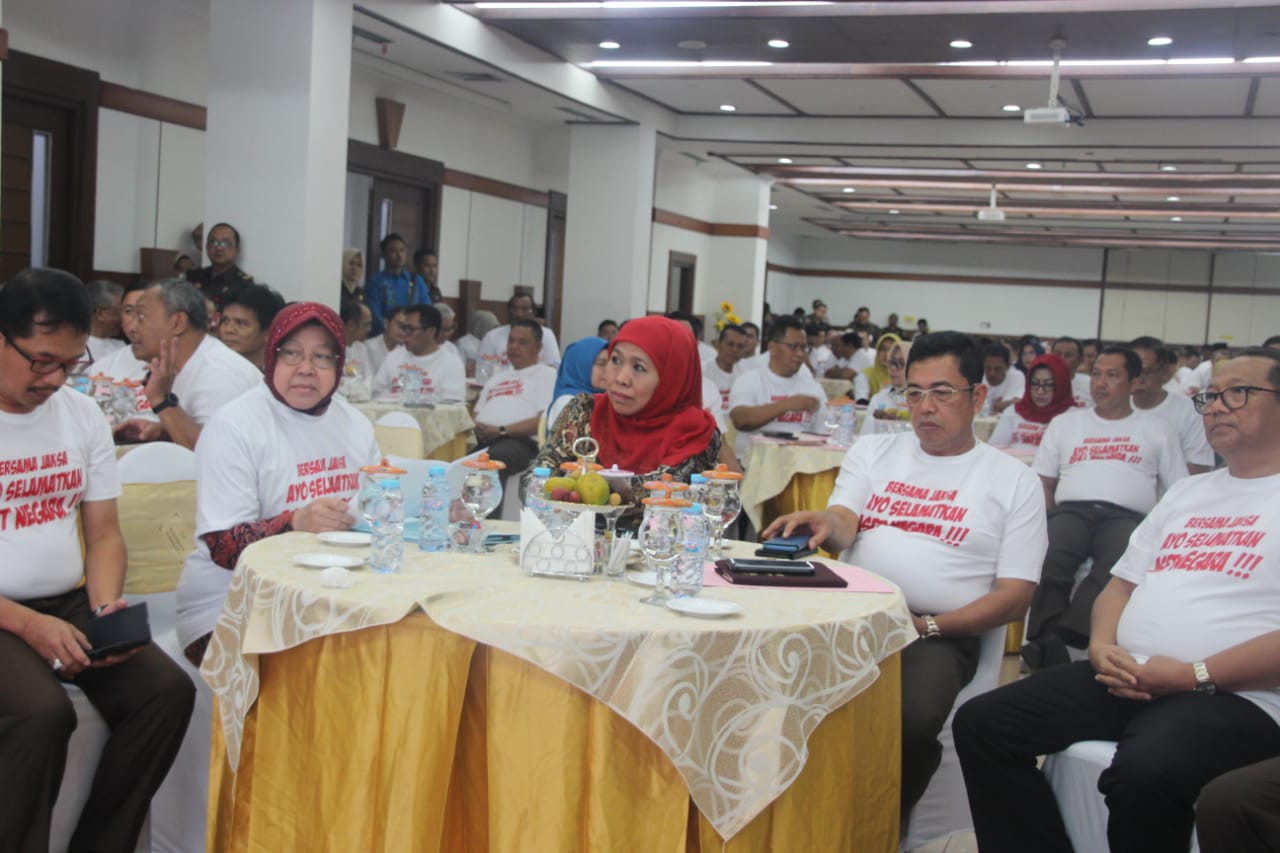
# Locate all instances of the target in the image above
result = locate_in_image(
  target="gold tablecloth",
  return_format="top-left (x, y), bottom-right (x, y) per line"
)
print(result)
top-left (741, 438), bottom-right (848, 531)
top-left (203, 525), bottom-right (914, 845)
top-left (352, 401), bottom-right (476, 460)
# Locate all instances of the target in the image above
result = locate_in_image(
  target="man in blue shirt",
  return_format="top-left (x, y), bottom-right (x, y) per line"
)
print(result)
top-left (365, 232), bottom-right (430, 334)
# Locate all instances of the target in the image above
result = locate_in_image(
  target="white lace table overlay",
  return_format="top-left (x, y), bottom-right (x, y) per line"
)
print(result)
top-left (352, 401), bottom-right (476, 455)
top-left (741, 438), bottom-right (848, 529)
top-left (202, 528), bottom-right (914, 839)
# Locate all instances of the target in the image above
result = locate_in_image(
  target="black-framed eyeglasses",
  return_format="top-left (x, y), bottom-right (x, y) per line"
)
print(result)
top-left (1191, 385), bottom-right (1280, 414)
top-left (1, 331), bottom-right (92, 376)
top-left (275, 346), bottom-right (338, 370)
top-left (904, 385), bottom-right (977, 407)
top-left (1029, 380), bottom-right (1055, 391)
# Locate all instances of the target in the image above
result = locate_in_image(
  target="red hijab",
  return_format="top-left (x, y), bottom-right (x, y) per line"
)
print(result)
top-left (589, 316), bottom-right (717, 473)
top-left (263, 302), bottom-right (346, 415)
top-left (1014, 353), bottom-right (1076, 424)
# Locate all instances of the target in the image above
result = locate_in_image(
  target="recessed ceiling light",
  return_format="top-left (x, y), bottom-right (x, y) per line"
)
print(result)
top-left (768, 39), bottom-right (789, 49)
top-left (1161, 164), bottom-right (1178, 172)
top-left (769, 204), bottom-right (778, 210)
top-left (1002, 104), bottom-right (1021, 112)
top-left (1170, 216), bottom-right (1183, 221)
top-left (1148, 36), bottom-right (1173, 47)
top-left (842, 187), bottom-right (855, 193)
top-left (599, 40), bottom-right (620, 49)
top-left (677, 39), bottom-right (707, 50)
top-left (1166, 195), bottom-right (1181, 202)
top-left (889, 209), bottom-right (900, 214)
top-left (719, 104), bottom-right (736, 112)
top-left (778, 157), bottom-right (793, 164)
top-left (950, 39), bottom-right (973, 49)
top-left (1025, 162), bottom-right (1042, 170)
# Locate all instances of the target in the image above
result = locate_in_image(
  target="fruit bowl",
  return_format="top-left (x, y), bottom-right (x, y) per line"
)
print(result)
top-left (544, 498), bottom-right (627, 517)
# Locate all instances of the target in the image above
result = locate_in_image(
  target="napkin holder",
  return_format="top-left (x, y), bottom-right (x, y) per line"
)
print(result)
top-left (520, 507), bottom-right (595, 581)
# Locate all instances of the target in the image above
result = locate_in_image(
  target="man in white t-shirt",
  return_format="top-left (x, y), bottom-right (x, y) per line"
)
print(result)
top-left (728, 317), bottom-right (827, 459)
top-left (1023, 346), bottom-right (1188, 671)
top-left (1130, 336), bottom-right (1214, 474)
top-left (823, 331), bottom-right (860, 380)
top-left (436, 302), bottom-right (461, 362)
top-left (1052, 336), bottom-right (1093, 405)
top-left (956, 348), bottom-right (1280, 853)
top-left (363, 305), bottom-right (409, 378)
top-left (701, 323), bottom-right (746, 417)
top-left (0, 269), bottom-right (193, 852)
top-left (477, 293), bottom-right (561, 370)
top-left (806, 323), bottom-right (835, 376)
top-left (89, 284), bottom-right (151, 413)
top-left (764, 331), bottom-right (1047, 820)
top-left (980, 341), bottom-right (1025, 415)
top-left (473, 319), bottom-right (557, 474)
top-left (86, 279), bottom-right (126, 361)
top-left (113, 279), bottom-right (260, 450)
top-left (370, 304), bottom-right (466, 403)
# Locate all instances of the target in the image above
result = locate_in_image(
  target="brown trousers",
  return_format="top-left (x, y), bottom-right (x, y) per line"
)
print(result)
top-left (0, 588), bottom-right (194, 853)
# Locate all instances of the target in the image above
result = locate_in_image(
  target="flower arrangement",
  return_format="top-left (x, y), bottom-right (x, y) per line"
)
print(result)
top-left (714, 301), bottom-right (742, 333)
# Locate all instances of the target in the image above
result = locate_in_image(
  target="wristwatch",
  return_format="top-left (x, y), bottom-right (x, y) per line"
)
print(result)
top-left (1193, 661), bottom-right (1216, 695)
top-left (920, 614), bottom-right (942, 640)
top-left (151, 393), bottom-right (179, 415)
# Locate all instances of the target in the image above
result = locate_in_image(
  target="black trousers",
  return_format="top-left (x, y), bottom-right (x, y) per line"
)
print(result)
top-left (1027, 501), bottom-right (1143, 647)
top-left (953, 660), bottom-right (1280, 853)
top-left (0, 588), bottom-right (195, 853)
top-left (1198, 754), bottom-right (1280, 853)
top-left (899, 634), bottom-right (980, 816)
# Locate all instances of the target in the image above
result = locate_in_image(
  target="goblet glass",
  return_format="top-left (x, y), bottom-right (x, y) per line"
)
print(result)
top-left (638, 502), bottom-right (683, 606)
top-left (460, 453), bottom-right (505, 552)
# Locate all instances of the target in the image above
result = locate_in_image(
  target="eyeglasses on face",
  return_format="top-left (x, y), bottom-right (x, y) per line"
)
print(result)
top-left (904, 385), bottom-right (977, 407)
top-left (2, 331), bottom-right (92, 376)
top-left (1191, 385), bottom-right (1280, 414)
top-left (275, 346), bottom-right (338, 370)
top-left (207, 238), bottom-right (236, 249)
top-left (1029, 380), bottom-right (1055, 391)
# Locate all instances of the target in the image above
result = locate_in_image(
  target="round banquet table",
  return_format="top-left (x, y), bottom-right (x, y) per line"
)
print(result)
top-left (352, 400), bottom-right (476, 460)
top-left (202, 522), bottom-right (914, 852)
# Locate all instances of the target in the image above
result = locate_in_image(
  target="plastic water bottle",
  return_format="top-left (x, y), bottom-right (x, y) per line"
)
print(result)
top-left (369, 478), bottom-right (404, 573)
top-left (526, 466), bottom-right (553, 526)
top-left (418, 465), bottom-right (451, 553)
top-left (836, 404), bottom-right (856, 447)
top-left (687, 473), bottom-right (708, 508)
top-left (671, 503), bottom-right (710, 598)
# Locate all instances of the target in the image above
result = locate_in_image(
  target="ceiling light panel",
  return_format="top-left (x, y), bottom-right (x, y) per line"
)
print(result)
top-left (1082, 77), bottom-right (1250, 117)
top-left (616, 78), bottom-right (794, 113)
top-left (910, 78), bottom-right (1061, 118)
top-left (753, 78), bottom-right (936, 116)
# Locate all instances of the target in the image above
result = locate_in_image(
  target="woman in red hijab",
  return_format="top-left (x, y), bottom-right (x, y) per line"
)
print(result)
top-left (176, 302), bottom-right (382, 666)
top-left (988, 352), bottom-right (1078, 453)
top-left (534, 315), bottom-right (721, 529)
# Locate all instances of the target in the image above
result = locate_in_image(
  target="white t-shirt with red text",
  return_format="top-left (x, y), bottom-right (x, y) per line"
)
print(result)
top-left (90, 343), bottom-right (151, 418)
top-left (371, 345), bottom-right (466, 402)
top-left (989, 408), bottom-right (1053, 452)
top-left (702, 356), bottom-right (734, 415)
top-left (474, 363), bottom-right (558, 428)
top-left (477, 324), bottom-right (562, 369)
top-left (174, 335), bottom-right (263, 425)
top-left (728, 364), bottom-right (827, 458)
top-left (0, 388), bottom-right (121, 599)
top-left (829, 433), bottom-right (1047, 614)
top-left (1033, 407), bottom-right (1187, 514)
top-left (1113, 469), bottom-right (1280, 725)
top-left (1140, 391), bottom-right (1214, 469)
top-left (981, 370), bottom-right (1026, 416)
top-left (176, 384), bottom-right (380, 648)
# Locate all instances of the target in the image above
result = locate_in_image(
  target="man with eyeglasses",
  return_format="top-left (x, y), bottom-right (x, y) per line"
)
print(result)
top-left (477, 293), bottom-right (561, 370)
top-left (1130, 336), bottom-right (1214, 475)
top-left (0, 268), bottom-right (195, 853)
top-left (1022, 345), bottom-right (1187, 672)
top-left (184, 221), bottom-right (254, 313)
top-left (113, 279), bottom-right (260, 450)
top-left (728, 316), bottom-right (826, 460)
top-left (955, 348), bottom-right (1280, 853)
top-left (762, 331), bottom-right (1047, 823)
top-left (370, 304), bottom-right (465, 403)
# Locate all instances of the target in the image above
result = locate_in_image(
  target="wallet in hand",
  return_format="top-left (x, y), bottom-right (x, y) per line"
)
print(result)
top-left (87, 602), bottom-right (152, 660)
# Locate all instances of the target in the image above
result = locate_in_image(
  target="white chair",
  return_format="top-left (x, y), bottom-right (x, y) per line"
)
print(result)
top-left (1043, 740), bottom-right (1201, 853)
top-left (901, 626), bottom-right (1009, 851)
top-left (375, 410), bottom-right (425, 459)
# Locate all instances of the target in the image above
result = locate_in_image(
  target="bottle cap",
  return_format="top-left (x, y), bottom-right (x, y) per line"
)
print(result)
top-left (380, 478), bottom-right (400, 489)
top-left (690, 474), bottom-right (708, 484)
top-left (532, 466), bottom-right (552, 477)
top-left (428, 465), bottom-right (447, 477)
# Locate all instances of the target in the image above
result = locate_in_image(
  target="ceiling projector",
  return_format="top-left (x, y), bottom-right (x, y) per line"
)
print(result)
top-left (1024, 106), bottom-right (1071, 125)
top-left (976, 207), bottom-right (1007, 222)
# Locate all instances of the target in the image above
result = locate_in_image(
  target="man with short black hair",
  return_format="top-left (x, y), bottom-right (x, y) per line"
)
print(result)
top-left (980, 341), bottom-right (1025, 415)
top-left (851, 306), bottom-right (878, 341)
top-left (741, 321), bottom-right (761, 356)
top-left (1081, 338), bottom-right (1101, 377)
top-left (364, 305), bottom-right (408, 377)
top-left (808, 299), bottom-right (829, 328)
top-left (1052, 336), bottom-right (1093, 403)
top-left (85, 280), bottom-right (126, 360)
top-left (764, 331), bottom-right (1047, 821)
top-left (597, 319), bottom-right (619, 342)
top-left (366, 233), bottom-right (430, 335)
top-left (473, 319), bottom-right (557, 473)
top-left (702, 323), bottom-right (746, 417)
top-left (219, 284), bottom-right (285, 371)
top-left (1130, 336), bottom-right (1213, 474)
top-left (824, 331), bottom-right (861, 380)
top-left (0, 268), bottom-right (194, 853)
top-left (667, 310), bottom-right (716, 363)
top-left (371, 304), bottom-right (465, 403)
top-left (1022, 345), bottom-right (1187, 670)
top-left (185, 221), bottom-right (254, 312)
top-left (729, 316), bottom-right (826, 459)
top-left (341, 301), bottom-right (374, 388)
top-left (477, 292), bottom-right (561, 369)
top-left (1264, 334), bottom-right (1280, 350)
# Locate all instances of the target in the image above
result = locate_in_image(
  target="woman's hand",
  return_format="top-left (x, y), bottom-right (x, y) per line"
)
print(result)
top-left (292, 497), bottom-right (356, 533)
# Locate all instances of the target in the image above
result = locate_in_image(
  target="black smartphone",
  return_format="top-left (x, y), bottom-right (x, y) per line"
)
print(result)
top-left (761, 430), bottom-right (800, 441)
top-left (725, 558), bottom-right (817, 576)
top-left (756, 533), bottom-right (817, 560)
top-left (87, 602), bottom-right (152, 660)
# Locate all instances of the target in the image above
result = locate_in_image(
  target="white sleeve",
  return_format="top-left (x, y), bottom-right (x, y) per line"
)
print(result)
top-left (438, 356), bottom-right (466, 404)
top-left (854, 372), bottom-right (870, 401)
top-left (1156, 423), bottom-right (1189, 497)
top-left (1003, 371), bottom-right (1026, 402)
top-left (728, 372), bottom-right (761, 412)
top-left (539, 328), bottom-right (561, 367)
top-left (1032, 416), bottom-right (1064, 479)
top-left (371, 357), bottom-right (395, 395)
top-left (82, 403), bottom-right (122, 503)
top-left (478, 330), bottom-right (501, 361)
top-left (994, 465), bottom-right (1049, 582)
top-left (193, 418), bottom-right (264, 535)
top-left (1109, 491), bottom-right (1172, 585)
top-left (1179, 410), bottom-right (1214, 468)
top-left (989, 408), bottom-right (1017, 449)
top-left (859, 399), bottom-right (878, 436)
top-left (827, 439), bottom-right (876, 517)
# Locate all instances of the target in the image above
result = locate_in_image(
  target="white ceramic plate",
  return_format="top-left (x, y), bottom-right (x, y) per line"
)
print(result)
top-left (626, 570), bottom-right (658, 587)
top-left (317, 531), bottom-right (372, 546)
top-left (294, 553), bottom-right (364, 569)
top-left (666, 597), bottom-right (742, 618)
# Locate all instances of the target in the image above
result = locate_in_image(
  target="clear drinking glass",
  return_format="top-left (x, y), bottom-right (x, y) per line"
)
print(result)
top-left (461, 467), bottom-right (503, 552)
top-left (704, 479), bottom-right (743, 561)
top-left (638, 503), bottom-right (683, 606)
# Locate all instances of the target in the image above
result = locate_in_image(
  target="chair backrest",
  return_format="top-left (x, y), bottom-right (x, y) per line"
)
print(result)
top-left (375, 423), bottom-right (425, 459)
top-left (116, 443), bottom-right (197, 595)
top-left (375, 410), bottom-right (420, 429)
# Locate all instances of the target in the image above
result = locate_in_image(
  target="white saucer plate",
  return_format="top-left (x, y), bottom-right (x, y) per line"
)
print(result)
top-left (626, 570), bottom-right (657, 587)
top-left (317, 531), bottom-right (372, 546)
top-left (294, 553), bottom-right (364, 569)
top-left (666, 597), bottom-right (742, 618)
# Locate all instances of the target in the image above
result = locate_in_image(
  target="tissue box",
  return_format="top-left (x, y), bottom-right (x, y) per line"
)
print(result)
top-left (520, 507), bottom-right (595, 580)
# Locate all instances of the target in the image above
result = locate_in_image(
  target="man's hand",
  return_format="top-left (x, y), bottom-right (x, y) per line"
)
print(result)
top-left (113, 419), bottom-right (165, 443)
top-left (145, 336), bottom-right (180, 408)
top-left (474, 422), bottom-right (500, 444)
top-left (761, 510), bottom-right (835, 551)
top-left (292, 497), bottom-right (356, 533)
top-left (1090, 642), bottom-right (1148, 700)
top-left (18, 612), bottom-right (92, 676)
top-left (1130, 655), bottom-right (1197, 699)
top-left (783, 395), bottom-right (821, 414)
